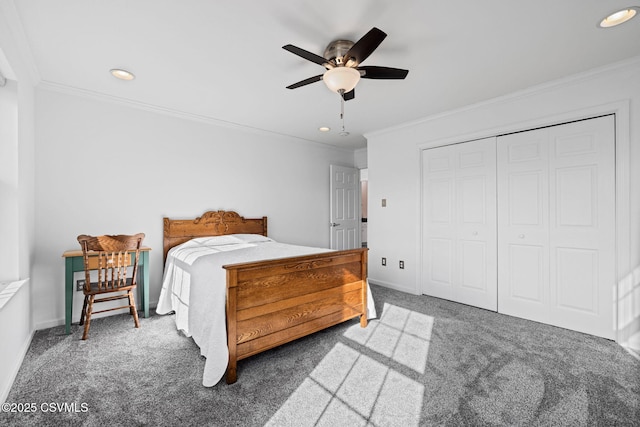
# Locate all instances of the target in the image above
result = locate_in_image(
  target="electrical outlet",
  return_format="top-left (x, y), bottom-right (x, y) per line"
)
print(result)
top-left (382, 257), bottom-right (387, 266)
top-left (76, 279), bottom-right (85, 291)
top-left (399, 260), bottom-right (405, 269)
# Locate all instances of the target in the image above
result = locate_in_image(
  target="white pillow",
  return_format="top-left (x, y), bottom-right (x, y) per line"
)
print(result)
top-left (230, 234), bottom-right (274, 243)
top-left (188, 235), bottom-right (245, 247)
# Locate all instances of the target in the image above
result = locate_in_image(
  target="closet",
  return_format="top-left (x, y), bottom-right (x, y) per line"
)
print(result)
top-left (422, 115), bottom-right (616, 339)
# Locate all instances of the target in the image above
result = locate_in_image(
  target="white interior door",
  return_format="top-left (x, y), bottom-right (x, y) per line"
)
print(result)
top-left (422, 137), bottom-right (497, 311)
top-left (498, 115), bottom-right (615, 339)
top-left (330, 165), bottom-right (360, 250)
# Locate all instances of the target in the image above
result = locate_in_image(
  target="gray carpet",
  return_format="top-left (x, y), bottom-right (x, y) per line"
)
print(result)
top-left (1, 284), bottom-right (639, 426)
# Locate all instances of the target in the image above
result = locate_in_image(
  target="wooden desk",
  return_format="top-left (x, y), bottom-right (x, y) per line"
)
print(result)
top-left (62, 247), bottom-right (151, 334)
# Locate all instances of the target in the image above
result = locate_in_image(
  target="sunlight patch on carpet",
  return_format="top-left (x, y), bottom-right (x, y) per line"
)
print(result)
top-left (266, 342), bottom-right (424, 426)
top-left (266, 303), bottom-right (431, 426)
top-left (344, 303), bottom-right (433, 374)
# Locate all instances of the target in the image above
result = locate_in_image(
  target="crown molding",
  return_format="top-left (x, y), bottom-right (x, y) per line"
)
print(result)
top-left (365, 54), bottom-right (640, 140)
top-left (37, 80), bottom-right (355, 153)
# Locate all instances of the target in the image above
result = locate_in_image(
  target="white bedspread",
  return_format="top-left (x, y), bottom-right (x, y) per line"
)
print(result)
top-left (157, 234), bottom-right (376, 387)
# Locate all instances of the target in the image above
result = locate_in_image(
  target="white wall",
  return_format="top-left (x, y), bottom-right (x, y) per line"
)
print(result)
top-left (0, 80), bottom-right (19, 280)
top-left (0, 0), bottom-right (37, 402)
top-left (33, 87), bottom-right (355, 328)
top-left (354, 147), bottom-right (367, 169)
top-left (0, 78), bottom-right (34, 405)
top-left (366, 56), bottom-right (640, 348)
top-left (0, 280), bottom-right (31, 403)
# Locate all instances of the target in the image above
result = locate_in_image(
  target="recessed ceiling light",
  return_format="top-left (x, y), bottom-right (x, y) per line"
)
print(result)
top-left (599, 7), bottom-right (638, 28)
top-left (318, 126), bottom-right (331, 132)
top-left (110, 68), bottom-right (135, 80)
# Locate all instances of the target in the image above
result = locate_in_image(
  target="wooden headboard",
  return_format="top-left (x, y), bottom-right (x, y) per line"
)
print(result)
top-left (162, 210), bottom-right (268, 262)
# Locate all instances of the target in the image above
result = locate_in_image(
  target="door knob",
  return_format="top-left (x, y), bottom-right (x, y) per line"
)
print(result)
top-left (330, 223), bottom-right (341, 227)
top-left (518, 234), bottom-right (525, 239)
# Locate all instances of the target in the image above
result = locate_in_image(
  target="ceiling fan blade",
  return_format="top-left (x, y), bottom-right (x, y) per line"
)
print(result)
top-left (343, 27), bottom-right (387, 66)
top-left (286, 74), bottom-right (323, 89)
top-left (282, 44), bottom-right (331, 67)
top-left (342, 89), bottom-right (355, 101)
top-left (359, 66), bottom-right (409, 80)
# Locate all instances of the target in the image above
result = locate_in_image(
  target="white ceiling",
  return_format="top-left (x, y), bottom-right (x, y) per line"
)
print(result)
top-left (6, 0), bottom-right (640, 149)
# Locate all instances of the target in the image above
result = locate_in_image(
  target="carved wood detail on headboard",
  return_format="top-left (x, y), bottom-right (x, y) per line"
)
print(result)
top-left (162, 210), bottom-right (268, 263)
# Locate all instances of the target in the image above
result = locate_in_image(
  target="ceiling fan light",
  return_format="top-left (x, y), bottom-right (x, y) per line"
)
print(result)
top-left (323, 67), bottom-right (360, 93)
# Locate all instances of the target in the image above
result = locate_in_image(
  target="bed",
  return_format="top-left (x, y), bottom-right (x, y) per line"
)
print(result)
top-left (157, 210), bottom-right (374, 386)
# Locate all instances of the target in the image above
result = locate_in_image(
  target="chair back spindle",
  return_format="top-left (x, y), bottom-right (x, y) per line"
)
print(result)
top-left (76, 233), bottom-right (145, 339)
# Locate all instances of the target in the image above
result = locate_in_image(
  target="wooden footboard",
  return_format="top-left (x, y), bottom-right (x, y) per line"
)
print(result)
top-left (223, 247), bottom-right (368, 384)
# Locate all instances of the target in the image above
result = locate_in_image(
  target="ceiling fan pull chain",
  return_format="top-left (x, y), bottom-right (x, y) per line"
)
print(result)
top-left (339, 91), bottom-right (349, 136)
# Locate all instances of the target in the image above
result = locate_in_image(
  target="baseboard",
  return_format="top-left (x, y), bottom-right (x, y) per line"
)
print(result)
top-left (35, 318), bottom-right (64, 330)
top-left (621, 343), bottom-right (640, 361)
top-left (0, 329), bottom-right (35, 404)
top-left (619, 330), bottom-right (640, 361)
top-left (35, 300), bottom-right (159, 331)
top-left (368, 279), bottom-right (420, 296)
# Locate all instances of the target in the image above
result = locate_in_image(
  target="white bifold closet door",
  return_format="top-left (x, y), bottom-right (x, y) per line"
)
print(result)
top-left (422, 137), bottom-right (497, 311)
top-left (497, 115), bottom-right (615, 339)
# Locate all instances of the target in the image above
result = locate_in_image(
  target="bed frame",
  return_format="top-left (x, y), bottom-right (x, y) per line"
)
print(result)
top-left (163, 210), bottom-right (368, 384)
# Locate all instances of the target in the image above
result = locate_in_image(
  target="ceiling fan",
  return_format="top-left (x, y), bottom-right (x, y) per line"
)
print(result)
top-left (283, 27), bottom-right (409, 101)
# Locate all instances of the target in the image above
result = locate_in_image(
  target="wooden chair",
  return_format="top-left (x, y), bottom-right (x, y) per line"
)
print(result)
top-left (77, 233), bottom-right (145, 340)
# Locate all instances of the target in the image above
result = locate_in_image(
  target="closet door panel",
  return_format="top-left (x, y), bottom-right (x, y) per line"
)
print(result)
top-left (508, 244), bottom-right (545, 303)
top-left (455, 139), bottom-right (497, 310)
top-left (460, 240), bottom-right (488, 291)
top-left (497, 131), bottom-right (550, 323)
top-left (429, 238), bottom-right (454, 286)
top-left (423, 138), bottom-right (497, 311)
top-left (459, 175), bottom-right (489, 293)
top-left (548, 116), bottom-right (615, 339)
top-left (555, 247), bottom-right (598, 311)
top-left (508, 171), bottom-right (544, 226)
top-left (422, 146), bottom-right (457, 301)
